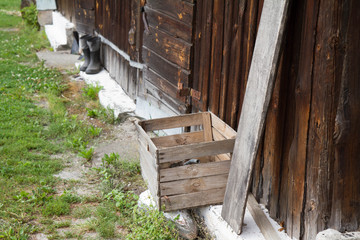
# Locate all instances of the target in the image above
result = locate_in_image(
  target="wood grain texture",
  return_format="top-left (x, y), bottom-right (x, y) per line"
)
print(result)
top-left (145, 6), bottom-right (192, 42)
top-left (151, 131), bottom-right (204, 148)
top-left (202, 113), bottom-right (213, 142)
top-left (143, 26), bottom-right (192, 69)
top-left (146, 0), bottom-right (194, 25)
top-left (221, 0), bottom-right (290, 234)
top-left (158, 139), bottom-right (235, 163)
top-left (160, 174), bottom-right (228, 196)
top-left (142, 47), bottom-right (190, 88)
top-left (247, 194), bottom-right (281, 240)
top-left (159, 160), bottom-right (231, 182)
top-left (210, 112), bottom-right (237, 139)
top-left (161, 188), bottom-right (225, 211)
top-left (141, 113), bottom-right (203, 131)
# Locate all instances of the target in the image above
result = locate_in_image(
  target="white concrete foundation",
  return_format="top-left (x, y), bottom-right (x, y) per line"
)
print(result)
top-left (44, 11), bottom-right (74, 51)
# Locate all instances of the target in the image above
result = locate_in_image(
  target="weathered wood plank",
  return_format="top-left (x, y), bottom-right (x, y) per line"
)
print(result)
top-left (135, 121), bottom-right (158, 156)
top-left (221, 0), bottom-right (290, 234)
top-left (198, 0), bottom-right (213, 111)
top-left (159, 160), bottom-right (231, 182)
top-left (330, 0), bottom-right (360, 234)
top-left (144, 79), bottom-right (188, 114)
top-left (247, 194), bottom-right (281, 240)
top-left (151, 131), bottom-right (204, 148)
top-left (145, 6), bottom-right (192, 42)
top-left (208, 0), bottom-right (225, 115)
top-left (142, 47), bottom-right (190, 87)
top-left (146, 0), bottom-right (194, 25)
top-left (161, 188), bottom-right (225, 211)
top-left (158, 139), bottom-right (235, 163)
top-left (143, 26), bottom-right (192, 69)
top-left (143, 67), bottom-right (187, 103)
top-left (210, 112), bottom-right (237, 139)
top-left (139, 145), bottom-right (159, 207)
top-left (219, 0), bottom-right (234, 119)
top-left (141, 113), bottom-right (203, 131)
top-left (202, 112), bottom-right (213, 142)
top-left (160, 174), bottom-right (228, 196)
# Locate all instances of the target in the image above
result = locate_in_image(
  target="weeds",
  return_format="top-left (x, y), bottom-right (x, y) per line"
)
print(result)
top-left (82, 85), bottom-right (103, 100)
top-left (78, 147), bottom-right (95, 161)
top-left (88, 125), bottom-right (102, 137)
top-left (20, 4), bottom-right (39, 30)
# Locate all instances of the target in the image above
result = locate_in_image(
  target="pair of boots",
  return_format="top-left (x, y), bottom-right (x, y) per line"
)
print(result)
top-left (80, 35), bottom-right (102, 74)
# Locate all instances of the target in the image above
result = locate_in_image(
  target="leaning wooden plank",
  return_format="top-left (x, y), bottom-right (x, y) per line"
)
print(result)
top-left (210, 112), bottom-right (236, 139)
top-left (247, 194), bottom-right (281, 240)
top-left (160, 174), bottom-right (228, 196)
top-left (161, 188), bottom-right (226, 212)
top-left (158, 139), bottom-right (235, 163)
top-left (151, 131), bottom-right (204, 148)
top-left (160, 160), bottom-right (231, 182)
top-left (141, 113), bottom-right (203, 131)
top-left (221, 0), bottom-right (290, 234)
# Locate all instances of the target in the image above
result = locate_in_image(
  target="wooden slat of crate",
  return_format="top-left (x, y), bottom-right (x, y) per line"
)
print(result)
top-left (140, 112), bottom-right (204, 131)
top-left (139, 145), bottom-right (160, 207)
top-left (159, 160), bottom-right (231, 182)
top-left (160, 174), bottom-right (228, 196)
top-left (158, 139), bottom-right (235, 163)
top-left (151, 131), bottom-right (204, 148)
top-left (210, 112), bottom-right (237, 139)
top-left (135, 122), bottom-right (158, 156)
top-left (161, 188), bottom-right (226, 211)
top-left (202, 112), bottom-right (213, 142)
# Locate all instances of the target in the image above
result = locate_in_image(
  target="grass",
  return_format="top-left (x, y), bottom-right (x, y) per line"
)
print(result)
top-left (0, 3), bottom-right (182, 239)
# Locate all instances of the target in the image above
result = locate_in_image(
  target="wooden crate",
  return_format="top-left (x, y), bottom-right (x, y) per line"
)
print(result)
top-left (135, 112), bottom-right (236, 211)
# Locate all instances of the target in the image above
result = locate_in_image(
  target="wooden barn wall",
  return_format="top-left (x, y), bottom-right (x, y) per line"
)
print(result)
top-left (192, 0), bottom-right (360, 239)
top-left (56, 0), bottom-right (75, 22)
top-left (141, 0), bottom-right (195, 114)
top-left (95, 0), bottom-right (143, 63)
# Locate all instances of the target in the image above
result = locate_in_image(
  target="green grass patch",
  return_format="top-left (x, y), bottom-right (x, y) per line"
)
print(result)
top-left (0, 15), bottom-right (92, 237)
top-left (0, 11), bottom-right (21, 27)
top-left (0, 0), bottom-right (20, 10)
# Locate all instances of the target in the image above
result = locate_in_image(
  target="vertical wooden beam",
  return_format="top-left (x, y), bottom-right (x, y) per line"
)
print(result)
top-left (208, 0), bottom-right (224, 115)
top-left (218, 0), bottom-right (234, 119)
top-left (221, 0), bottom-right (290, 234)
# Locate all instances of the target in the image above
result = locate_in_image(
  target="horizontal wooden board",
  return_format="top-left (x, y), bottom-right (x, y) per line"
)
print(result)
top-left (158, 139), bottom-right (235, 163)
top-left (143, 68), bottom-right (186, 103)
top-left (144, 80), bottom-right (188, 113)
top-left (146, 0), bottom-right (194, 25)
top-left (160, 174), bottom-right (228, 196)
top-left (143, 47), bottom-right (190, 87)
top-left (160, 160), bottom-right (231, 182)
top-left (140, 112), bottom-right (204, 131)
top-left (210, 113), bottom-right (237, 139)
top-left (151, 131), bottom-right (204, 148)
top-left (143, 26), bottom-right (192, 69)
top-left (161, 188), bottom-right (225, 211)
top-left (139, 90), bottom-right (188, 115)
top-left (145, 7), bottom-right (192, 42)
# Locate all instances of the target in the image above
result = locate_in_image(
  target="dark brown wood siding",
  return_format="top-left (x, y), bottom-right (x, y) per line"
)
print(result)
top-left (56, 0), bottom-right (75, 22)
top-left (95, 0), bottom-right (143, 62)
top-left (141, 0), bottom-right (194, 114)
top-left (192, 0), bottom-right (360, 239)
